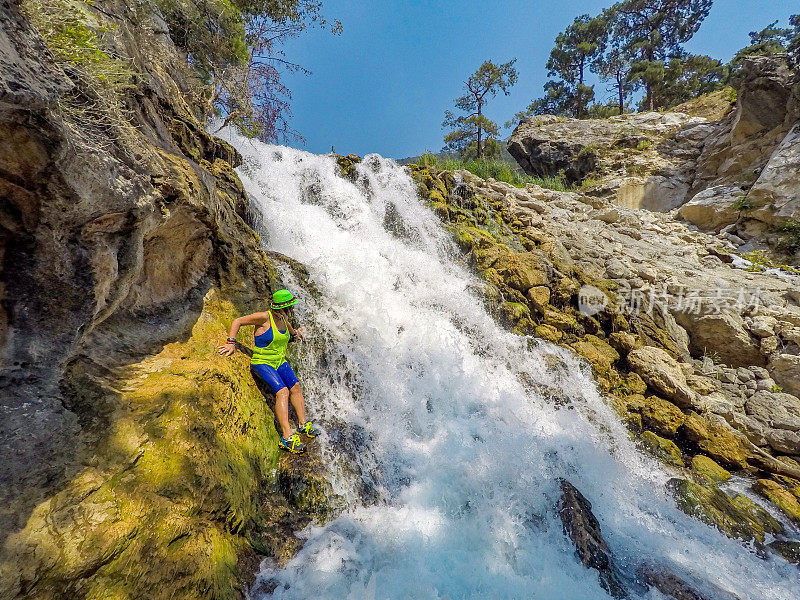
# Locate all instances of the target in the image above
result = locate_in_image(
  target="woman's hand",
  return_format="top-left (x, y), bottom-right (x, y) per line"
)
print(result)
top-left (294, 327), bottom-right (306, 342)
top-left (217, 342), bottom-right (236, 356)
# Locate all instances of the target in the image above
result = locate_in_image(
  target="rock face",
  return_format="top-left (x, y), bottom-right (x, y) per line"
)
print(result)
top-left (508, 57), bottom-right (800, 261)
top-left (0, 2), bottom-right (331, 598)
top-left (410, 150), bottom-right (800, 534)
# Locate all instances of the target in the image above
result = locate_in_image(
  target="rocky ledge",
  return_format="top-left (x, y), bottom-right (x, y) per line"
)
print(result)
top-left (508, 56), bottom-right (800, 263)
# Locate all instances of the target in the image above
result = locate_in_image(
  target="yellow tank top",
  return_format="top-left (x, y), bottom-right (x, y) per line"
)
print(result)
top-left (250, 311), bottom-right (290, 368)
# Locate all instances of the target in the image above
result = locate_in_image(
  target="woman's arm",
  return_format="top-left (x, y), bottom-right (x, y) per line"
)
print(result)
top-left (217, 312), bottom-right (270, 356)
top-left (286, 319), bottom-right (305, 342)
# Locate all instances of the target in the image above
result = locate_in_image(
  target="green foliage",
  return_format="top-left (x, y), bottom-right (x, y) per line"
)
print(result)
top-left (731, 194), bottom-right (755, 212)
top-left (443, 59), bottom-right (518, 159)
top-left (545, 14), bottom-right (608, 118)
top-left (22, 0), bottom-right (137, 145)
top-left (730, 17), bottom-right (800, 68)
top-left (635, 139), bottom-right (652, 150)
top-left (415, 153), bottom-right (568, 191)
top-left (634, 54), bottom-right (728, 111)
top-left (609, 0), bottom-right (713, 110)
top-left (776, 219), bottom-right (800, 255)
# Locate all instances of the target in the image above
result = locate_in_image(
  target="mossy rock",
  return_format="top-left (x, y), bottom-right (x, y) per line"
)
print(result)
top-left (570, 334), bottom-right (620, 376)
top-left (691, 455), bottom-right (731, 483)
top-left (501, 301), bottom-right (531, 324)
top-left (543, 308), bottom-right (579, 332)
top-left (626, 394), bottom-right (685, 437)
top-left (679, 412), bottom-right (753, 470)
top-left (620, 372), bottom-right (647, 395)
top-left (535, 324), bottom-right (563, 343)
top-left (640, 431), bottom-right (684, 467)
top-left (527, 285), bottom-right (550, 311)
top-left (754, 479), bottom-right (800, 525)
top-left (667, 478), bottom-right (767, 543)
top-left (730, 494), bottom-right (782, 535)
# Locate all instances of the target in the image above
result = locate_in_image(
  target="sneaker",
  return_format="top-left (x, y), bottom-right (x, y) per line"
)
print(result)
top-left (278, 433), bottom-right (306, 454)
top-left (296, 421), bottom-right (320, 438)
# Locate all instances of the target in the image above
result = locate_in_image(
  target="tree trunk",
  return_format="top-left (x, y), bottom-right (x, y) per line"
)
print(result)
top-left (617, 72), bottom-right (624, 115)
top-left (477, 101), bottom-right (483, 159)
top-left (646, 82), bottom-right (654, 111)
top-left (577, 57), bottom-right (585, 119)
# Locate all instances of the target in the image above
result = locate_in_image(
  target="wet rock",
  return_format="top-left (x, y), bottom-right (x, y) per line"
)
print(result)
top-left (768, 540), bottom-right (800, 566)
top-left (754, 479), bottom-right (800, 524)
top-left (640, 431), bottom-right (684, 466)
top-left (557, 480), bottom-right (627, 598)
top-left (667, 478), bottom-right (771, 542)
top-left (679, 412), bottom-right (754, 469)
top-left (627, 394), bottom-right (685, 437)
top-left (637, 563), bottom-right (742, 600)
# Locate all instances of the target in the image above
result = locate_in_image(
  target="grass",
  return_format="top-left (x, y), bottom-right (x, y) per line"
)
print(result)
top-left (414, 153), bottom-right (569, 191)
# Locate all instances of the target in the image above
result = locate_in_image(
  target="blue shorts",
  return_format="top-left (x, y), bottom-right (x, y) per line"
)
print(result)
top-left (250, 362), bottom-right (299, 394)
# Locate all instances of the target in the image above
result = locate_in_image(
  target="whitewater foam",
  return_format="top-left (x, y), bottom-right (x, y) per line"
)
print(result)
top-left (219, 133), bottom-right (798, 600)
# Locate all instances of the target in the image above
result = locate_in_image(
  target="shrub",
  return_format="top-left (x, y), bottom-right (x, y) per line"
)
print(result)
top-left (775, 218), bottom-right (800, 254)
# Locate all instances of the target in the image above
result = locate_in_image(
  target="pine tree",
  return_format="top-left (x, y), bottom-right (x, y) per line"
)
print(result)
top-left (442, 60), bottom-right (518, 159)
top-left (546, 14), bottom-right (608, 118)
top-left (609, 0), bottom-right (713, 110)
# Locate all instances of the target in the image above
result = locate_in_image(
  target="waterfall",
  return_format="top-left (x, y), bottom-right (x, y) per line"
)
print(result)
top-left (220, 133), bottom-right (798, 600)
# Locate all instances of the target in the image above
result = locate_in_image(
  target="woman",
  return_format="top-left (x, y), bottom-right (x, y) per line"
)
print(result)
top-left (217, 289), bottom-right (318, 454)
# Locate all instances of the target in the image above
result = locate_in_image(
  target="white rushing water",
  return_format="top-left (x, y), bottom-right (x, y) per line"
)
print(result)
top-left (220, 132), bottom-right (798, 600)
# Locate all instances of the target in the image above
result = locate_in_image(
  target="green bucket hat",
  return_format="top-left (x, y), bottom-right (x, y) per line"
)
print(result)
top-left (271, 289), bottom-right (298, 310)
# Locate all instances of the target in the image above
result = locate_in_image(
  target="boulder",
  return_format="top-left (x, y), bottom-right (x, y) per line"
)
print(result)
top-left (679, 412), bottom-right (753, 469)
top-left (768, 354), bottom-right (800, 397)
top-left (673, 312), bottom-right (764, 367)
top-left (527, 285), bottom-right (551, 311)
top-left (627, 395), bottom-right (686, 437)
top-left (557, 480), bottom-right (627, 598)
top-left (677, 186), bottom-right (746, 231)
top-left (744, 390), bottom-right (800, 431)
top-left (769, 540), bottom-right (800, 566)
top-left (571, 335), bottom-right (620, 375)
top-left (667, 478), bottom-right (770, 542)
top-left (640, 431), bottom-right (684, 467)
top-left (637, 563), bottom-right (740, 600)
top-left (627, 346), bottom-right (696, 408)
top-left (691, 455), bottom-right (731, 483)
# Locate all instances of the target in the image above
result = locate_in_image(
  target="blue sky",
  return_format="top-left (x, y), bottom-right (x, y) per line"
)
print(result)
top-left (278, 0), bottom-right (796, 158)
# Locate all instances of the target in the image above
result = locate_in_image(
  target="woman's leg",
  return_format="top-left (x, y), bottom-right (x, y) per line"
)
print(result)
top-left (277, 362), bottom-right (305, 426)
top-left (289, 383), bottom-right (306, 426)
top-left (274, 387), bottom-right (293, 439)
top-left (251, 365), bottom-right (293, 438)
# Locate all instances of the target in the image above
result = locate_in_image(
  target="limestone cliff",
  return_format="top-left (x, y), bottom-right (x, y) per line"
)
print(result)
top-left (0, 1), bottom-right (332, 598)
top-left (508, 56), bottom-right (800, 263)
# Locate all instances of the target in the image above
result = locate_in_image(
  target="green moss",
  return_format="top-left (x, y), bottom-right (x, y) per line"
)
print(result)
top-left (667, 478), bottom-right (770, 542)
top-left (775, 218), bottom-right (800, 255)
top-left (635, 139), bottom-right (652, 151)
top-left (691, 455), bottom-right (731, 483)
top-left (731, 194), bottom-right (755, 212)
top-left (639, 431), bottom-right (684, 467)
